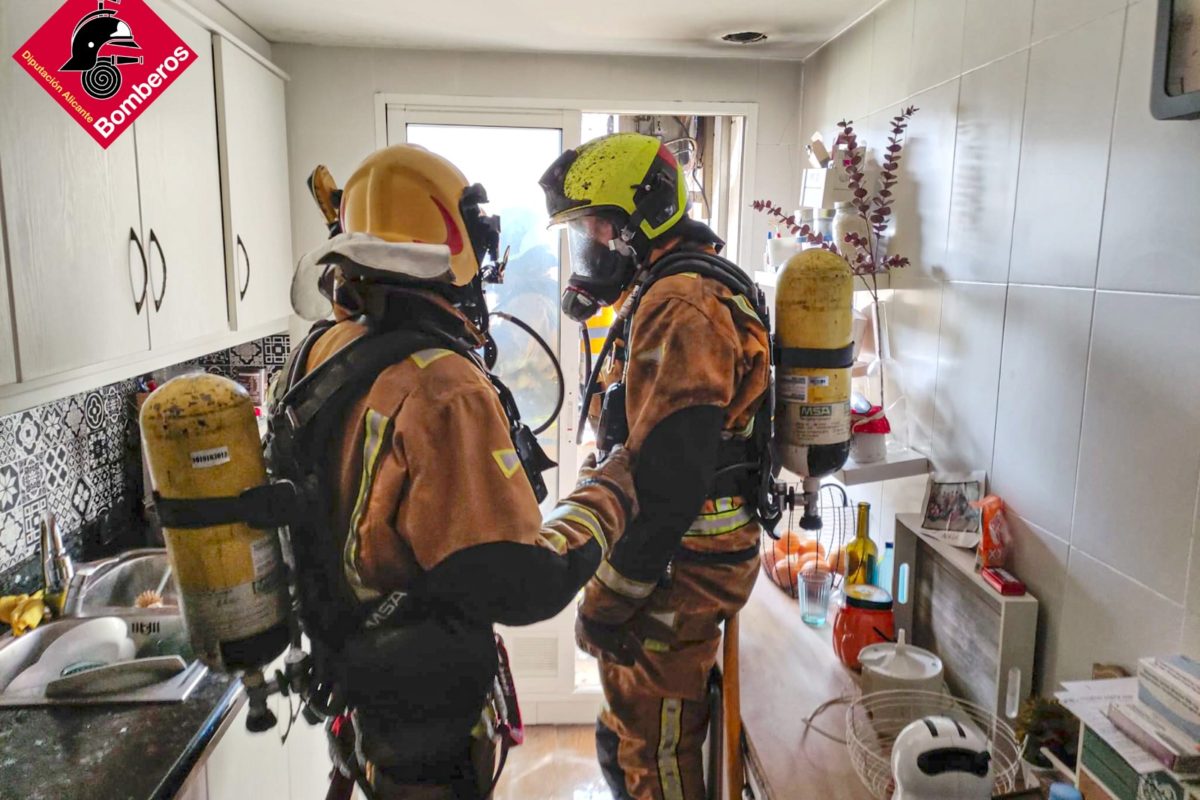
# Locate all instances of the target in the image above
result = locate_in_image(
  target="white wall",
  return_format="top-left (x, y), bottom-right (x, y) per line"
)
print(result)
top-left (801, 0), bottom-right (1200, 692)
top-left (273, 44), bottom-right (803, 271)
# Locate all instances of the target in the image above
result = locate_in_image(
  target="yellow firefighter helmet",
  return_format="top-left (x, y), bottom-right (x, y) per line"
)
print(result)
top-left (339, 144), bottom-right (489, 287)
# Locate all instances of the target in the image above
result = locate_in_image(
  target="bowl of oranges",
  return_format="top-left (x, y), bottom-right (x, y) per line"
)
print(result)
top-left (763, 530), bottom-right (847, 597)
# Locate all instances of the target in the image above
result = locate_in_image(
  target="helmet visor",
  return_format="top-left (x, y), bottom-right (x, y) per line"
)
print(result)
top-left (564, 217), bottom-right (636, 309)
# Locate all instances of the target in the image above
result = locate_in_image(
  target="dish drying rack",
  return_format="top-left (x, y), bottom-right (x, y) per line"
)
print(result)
top-left (761, 482), bottom-right (854, 598)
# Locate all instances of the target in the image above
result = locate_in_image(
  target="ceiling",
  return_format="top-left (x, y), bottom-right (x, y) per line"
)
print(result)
top-left (219, 0), bottom-right (878, 60)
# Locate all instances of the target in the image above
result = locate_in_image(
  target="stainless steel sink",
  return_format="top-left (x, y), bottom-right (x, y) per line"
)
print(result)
top-left (64, 548), bottom-right (180, 616)
top-left (0, 549), bottom-right (208, 706)
top-left (0, 617), bottom-right (206, 706)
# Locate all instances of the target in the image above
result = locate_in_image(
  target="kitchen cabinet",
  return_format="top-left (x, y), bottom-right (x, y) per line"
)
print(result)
top-left (0, 203), bottom-right (14, 387)
top-left (205, 693), bottom-right (291, 800)
top-left (0, 3), bottom-right (294, 413)
top-left (287, 711), bottom-right (335, 800)
top-left (0, 2), bottom-right (149, 381)
top-left (135, 0), bottom-right (231, 350)
top-left (214, 37), bottom-right (295, 331)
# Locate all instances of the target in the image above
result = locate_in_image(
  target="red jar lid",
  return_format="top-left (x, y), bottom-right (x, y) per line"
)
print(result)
top-left (844, 584), bottom-right (893, 611)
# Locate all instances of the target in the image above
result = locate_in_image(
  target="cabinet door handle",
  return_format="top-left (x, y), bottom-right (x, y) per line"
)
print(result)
top-left (148, 230), bottom-right (167, 312)
top-left (129, 228), bottom-right (149, 314)
top-left (236, 235), bottom-right (251, 300)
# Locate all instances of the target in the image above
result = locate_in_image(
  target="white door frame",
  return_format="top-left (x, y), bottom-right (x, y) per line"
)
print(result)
top-left (375, 93), bottom-right (760, 266)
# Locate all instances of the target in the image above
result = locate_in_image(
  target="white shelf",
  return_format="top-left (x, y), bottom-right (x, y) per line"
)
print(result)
top-left (754, 269), bottom-right (778, 289)
top-left (838, 447), bottom-right (929, 485)
top-left (777, 448), bottom-right (929, 489)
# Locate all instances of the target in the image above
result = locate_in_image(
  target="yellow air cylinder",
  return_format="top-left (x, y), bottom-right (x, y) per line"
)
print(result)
top-left (774, 249), bottom-right (855, 479)
top-left (140, 374), bottom-right (289, 673)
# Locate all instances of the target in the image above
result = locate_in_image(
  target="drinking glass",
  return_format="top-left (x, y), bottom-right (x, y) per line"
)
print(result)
top-left (800, 569), bottom-right (834, 626)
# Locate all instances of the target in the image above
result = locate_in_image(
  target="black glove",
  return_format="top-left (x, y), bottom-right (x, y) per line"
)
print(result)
top-left (575, 606), bottom-right (640, 667)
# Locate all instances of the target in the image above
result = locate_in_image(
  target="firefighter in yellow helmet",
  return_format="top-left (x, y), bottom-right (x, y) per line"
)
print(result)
top-left (540, 133), bottom-right (771, 800)
top-left (278, 144), bottom-right (638, 800)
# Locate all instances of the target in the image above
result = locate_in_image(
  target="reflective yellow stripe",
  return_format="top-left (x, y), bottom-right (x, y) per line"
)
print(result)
top-left (657, 699), bottom-right (684, 800)
top-left (538, 530), bottom-right (569, 555)
top-left (597, 560), bottom-right (656, 599)
top-left (344, 408), bottom-right (391, 600)
top-left (585, 326), bottom-right (610, 355)
top-left (545, 502), bottom-right (607, 552)
top-left (733, 414), bottom-right (755, 440)
top-left (491, 448), bottom-right (522, 478)
top-left (686, 502), bottom-right (754, 536)
top-left (410, 348), bottom-right (454, 369)
top-left (635, 343), bottom-right (665, 366)
top-left (728, 293), bottom-right (758, 320)
top-left (644, 639), bottom-right (671, 653)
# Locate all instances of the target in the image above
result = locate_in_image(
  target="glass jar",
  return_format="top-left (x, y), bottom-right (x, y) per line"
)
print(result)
top-left (832, 201), bottom-right (870, 256)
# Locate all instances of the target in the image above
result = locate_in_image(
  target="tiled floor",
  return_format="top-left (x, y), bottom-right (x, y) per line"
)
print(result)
top-left (493, 725), bottom-right (611, 800)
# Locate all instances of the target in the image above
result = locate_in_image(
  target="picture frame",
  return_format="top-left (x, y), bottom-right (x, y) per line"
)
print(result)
top-left (1152, 0), bottom-right (1200, 120)
top-left (919, 471), bottom-right (987, 548)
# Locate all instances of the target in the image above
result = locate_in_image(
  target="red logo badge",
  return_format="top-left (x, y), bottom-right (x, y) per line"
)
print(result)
top-left (11, 0), bottom-right (197, 148)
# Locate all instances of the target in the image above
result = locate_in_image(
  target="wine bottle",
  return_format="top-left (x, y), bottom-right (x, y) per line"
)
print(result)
top-left (845, 501), bottom-right (878, 586)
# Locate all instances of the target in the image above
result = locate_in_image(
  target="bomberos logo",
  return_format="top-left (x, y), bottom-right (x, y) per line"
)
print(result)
top-left (11, 0), bottom-right (197, 148)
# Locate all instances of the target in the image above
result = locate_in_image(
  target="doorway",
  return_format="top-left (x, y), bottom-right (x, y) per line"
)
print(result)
top-left (380, 97), bottom-right (753, 722)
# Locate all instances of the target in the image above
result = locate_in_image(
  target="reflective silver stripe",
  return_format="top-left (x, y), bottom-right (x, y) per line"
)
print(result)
top-left (686, 502), bottom-right (754, 536)
top-left (657, 698), bottom-right (684, 800)
top-left (597, 560), bottom-right (656, 599)
top-left (344, 408), bottom-right (391, 601)
top-left (546, 502), bottom-right (607, 551)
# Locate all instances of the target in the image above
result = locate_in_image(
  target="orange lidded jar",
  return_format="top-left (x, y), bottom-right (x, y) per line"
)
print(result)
top-left (832, 584), bottom-right (895, 671)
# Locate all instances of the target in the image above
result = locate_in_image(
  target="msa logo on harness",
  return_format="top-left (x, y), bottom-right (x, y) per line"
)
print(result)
top-left (364, 591), bottom-right (406, 630)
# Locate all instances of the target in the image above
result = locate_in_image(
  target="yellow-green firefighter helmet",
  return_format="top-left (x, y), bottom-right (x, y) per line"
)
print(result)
top-left (539, 132), bottom-right (689, 243)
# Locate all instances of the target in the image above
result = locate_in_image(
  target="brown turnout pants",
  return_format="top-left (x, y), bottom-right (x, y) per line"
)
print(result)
top-left (596, 553), bottom-right (759, 800)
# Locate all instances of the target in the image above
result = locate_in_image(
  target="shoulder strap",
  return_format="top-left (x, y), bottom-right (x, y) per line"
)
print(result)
top-left (633, 250), bottom-right (770, 331)
top-left (274, 326), bottom-right (467, 442)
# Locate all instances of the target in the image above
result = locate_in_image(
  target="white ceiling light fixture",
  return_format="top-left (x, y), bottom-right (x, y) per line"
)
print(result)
top-left (720, 31), bottom-right (769, 45)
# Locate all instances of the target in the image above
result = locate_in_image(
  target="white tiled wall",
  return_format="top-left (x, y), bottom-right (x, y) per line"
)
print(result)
top-left (803, 0), bottom-right (1200, 692)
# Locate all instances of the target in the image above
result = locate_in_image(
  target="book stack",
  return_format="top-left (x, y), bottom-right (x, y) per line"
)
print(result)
top-left (1106, 655), bottom-right (1200, 776)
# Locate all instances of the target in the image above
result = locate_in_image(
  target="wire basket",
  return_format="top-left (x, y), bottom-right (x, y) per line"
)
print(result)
top-left (761, 482), bottom-right (854, 598)
top-left (846, 690), bottom-right (1023, 800)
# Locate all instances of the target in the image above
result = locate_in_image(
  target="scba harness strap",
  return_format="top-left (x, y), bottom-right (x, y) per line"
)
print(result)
top-left (584, 250), bottom-right (784, 534)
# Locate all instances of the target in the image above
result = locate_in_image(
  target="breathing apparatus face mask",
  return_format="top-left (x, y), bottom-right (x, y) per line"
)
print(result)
top-left (561, 215), bottom-right (638, 323)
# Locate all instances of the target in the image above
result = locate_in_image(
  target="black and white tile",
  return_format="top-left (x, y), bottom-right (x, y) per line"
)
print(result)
top-left (0, 334), bottom-right (291, 583)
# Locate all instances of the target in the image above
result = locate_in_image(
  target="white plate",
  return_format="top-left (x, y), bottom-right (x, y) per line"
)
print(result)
top-left (5, 618), bottom-right (135, 695)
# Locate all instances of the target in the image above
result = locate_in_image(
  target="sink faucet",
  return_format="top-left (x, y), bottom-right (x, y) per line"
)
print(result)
top-left (41, 512), bottom-right (74, 615)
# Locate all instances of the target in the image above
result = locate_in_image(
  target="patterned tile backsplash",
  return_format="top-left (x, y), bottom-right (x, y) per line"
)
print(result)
top-left (0, 334), bottom-right (291, 594)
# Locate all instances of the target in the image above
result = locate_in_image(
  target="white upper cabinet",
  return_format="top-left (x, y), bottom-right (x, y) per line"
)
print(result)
top-left (214, 37), bottom-right (295, 330)
top-left (0, 182), bottom-right (16, 388)
top-left (135, 1), bottom-right (230, 350)
top-left (0, 2), bottom-right (150, 382)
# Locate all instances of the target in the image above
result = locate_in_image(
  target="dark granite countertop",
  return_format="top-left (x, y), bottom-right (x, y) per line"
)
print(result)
top-left (0, 670), bottom-right (242, 800)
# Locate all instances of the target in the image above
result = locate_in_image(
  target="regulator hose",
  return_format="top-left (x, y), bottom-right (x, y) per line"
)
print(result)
top-left (488, 311), bottom-right (564, 436)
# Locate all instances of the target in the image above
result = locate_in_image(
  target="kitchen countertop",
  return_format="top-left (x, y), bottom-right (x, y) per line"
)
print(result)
top-left (0, 669), bottom-right (241, 800)
top-left (739, 570), bottom-right (873, 800)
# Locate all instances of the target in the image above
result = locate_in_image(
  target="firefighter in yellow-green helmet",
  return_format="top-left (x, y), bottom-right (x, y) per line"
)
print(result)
top-left (541, 133), bottom-right (772, 800)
